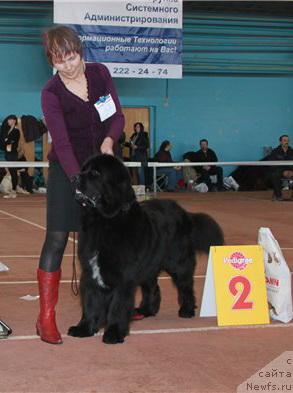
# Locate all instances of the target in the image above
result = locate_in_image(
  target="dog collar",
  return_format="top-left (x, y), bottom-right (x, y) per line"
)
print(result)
top-left (120, 198), bottom-right (137, 214)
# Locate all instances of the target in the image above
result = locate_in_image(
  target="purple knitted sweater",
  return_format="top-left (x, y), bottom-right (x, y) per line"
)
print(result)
top-left (41, 63), bottom-right (124, 179)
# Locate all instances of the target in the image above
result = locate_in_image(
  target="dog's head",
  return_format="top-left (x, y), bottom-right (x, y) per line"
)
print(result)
top-left (72, 154), bottom-right (136, 218)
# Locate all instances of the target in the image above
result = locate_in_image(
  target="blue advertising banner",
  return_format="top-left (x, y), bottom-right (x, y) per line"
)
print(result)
top-left (54, 0), bottom-right (182, 79)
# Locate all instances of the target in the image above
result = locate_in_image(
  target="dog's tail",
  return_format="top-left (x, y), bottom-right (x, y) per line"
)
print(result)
top-left (190, 213), bottom-right (224, 254)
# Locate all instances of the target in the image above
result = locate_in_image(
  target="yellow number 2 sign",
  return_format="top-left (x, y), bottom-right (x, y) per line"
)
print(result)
top-left (200, 245), bottom-right (270, 326)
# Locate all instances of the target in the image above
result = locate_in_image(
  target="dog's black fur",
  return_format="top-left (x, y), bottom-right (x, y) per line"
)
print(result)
top-left (68, 155), bottom-right (224, 344)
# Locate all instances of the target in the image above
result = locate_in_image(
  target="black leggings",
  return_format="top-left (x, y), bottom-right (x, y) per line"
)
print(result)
top-left (4, 152), bottom-right (18, 191)
top-left (8, 168), bottom-right (18, 191)
top-left (270, 169), bottom-right (284, 198)
top-left (39, 231), bottom-right (69, 272)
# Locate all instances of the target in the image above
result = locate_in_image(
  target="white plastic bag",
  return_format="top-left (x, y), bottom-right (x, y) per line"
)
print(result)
top-left (224, 176), bottom-right (239, 191)
top-left (258, 227), bottom-right (293, 323)
top-left (193, 182), bottom-right (208, 193)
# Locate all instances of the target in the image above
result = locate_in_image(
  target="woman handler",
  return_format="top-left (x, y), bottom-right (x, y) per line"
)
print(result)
top-left (37, 25), bottom-right (124, 344)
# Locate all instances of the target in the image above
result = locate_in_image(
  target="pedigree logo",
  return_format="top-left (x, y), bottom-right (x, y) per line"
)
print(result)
top-left (224, 252), bottom-right (253, 271)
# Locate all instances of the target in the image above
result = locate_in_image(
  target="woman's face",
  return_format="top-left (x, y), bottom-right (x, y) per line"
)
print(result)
top-left (53, 52), bottom-right (83, 79)
top-left (135, 124), bottom-right (141, 132)
top-left (7, 118), bottom-right (16, 127)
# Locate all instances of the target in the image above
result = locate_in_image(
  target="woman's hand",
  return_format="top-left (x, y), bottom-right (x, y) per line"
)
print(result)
top-left (101, 137), bottom-right (114, 155)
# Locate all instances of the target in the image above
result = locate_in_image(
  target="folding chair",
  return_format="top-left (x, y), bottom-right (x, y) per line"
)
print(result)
top-left (155, 172), bottom-right (168, 192)
top-left (144, 165), bottom-right (168, 192)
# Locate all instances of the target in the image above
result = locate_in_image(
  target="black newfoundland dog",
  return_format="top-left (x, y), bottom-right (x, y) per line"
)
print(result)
top-left (68, 155), bottom-right (224, 344)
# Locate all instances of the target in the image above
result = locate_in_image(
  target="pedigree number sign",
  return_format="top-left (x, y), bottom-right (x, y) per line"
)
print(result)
top-left (211, 245), bottom-right (270, 326)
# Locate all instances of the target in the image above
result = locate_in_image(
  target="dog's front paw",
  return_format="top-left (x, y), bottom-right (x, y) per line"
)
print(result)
top-left (67, 323), bottom-right (97, 338)
top-left (103, 324), bottom-right (125, 344)
top-left (134, 307), bottom-right (156, 318)
top-left (178, 307), bottom-right (195, 318)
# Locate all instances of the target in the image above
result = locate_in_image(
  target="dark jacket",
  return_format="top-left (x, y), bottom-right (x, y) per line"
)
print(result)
top-left (129, 131), bottom-right (149, 162)
top-left (193, 148), bottom-right (218, 163)
top-left (2, 127), bottom-right (20, 155)
top-left (267, 145), bottom-right (293, 161)
top-left (183, 148), bottom-right (218, 173)
top-left (154, 150), bottom-right (173, 162)
top-left (183, 149), bottom-right (218, 163)
top-left (266, 145), bottom-right (293, 172)
top-left (21, 115), bottom-right (47, 143)
top-left (0, 116), bottom-right (16, 151)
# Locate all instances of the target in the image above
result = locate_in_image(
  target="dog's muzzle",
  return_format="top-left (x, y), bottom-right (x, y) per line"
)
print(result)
top-left (71, 173), bottom-right (101, 208)
top-left (75, 189), bottom-right (100, 208)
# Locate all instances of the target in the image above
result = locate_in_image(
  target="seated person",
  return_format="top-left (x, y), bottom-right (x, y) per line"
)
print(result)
top-left (153, 140), bottom-right (183, 191)
top-left (267, 134), bottom-right (293, 201)
top-left (183, 139), bottom-right (224, 191)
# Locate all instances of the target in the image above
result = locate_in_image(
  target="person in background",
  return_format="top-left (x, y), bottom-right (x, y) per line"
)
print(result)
top-left (268, 134), bottom-right (293, 201)
top-left (117, 131), bottom-right (126, 159)
top-left (37, 25), bottom-right (124, 345)
top-left (128, 122), bottom-right (149, 184)
top-left (188, 139), bottom-right (224, 191)
top-left (0, 116), bottom-right (32, 195)
top-left (0, 115), bottom-right (20, 198)
top-left (153, 140), bottom-right (182, 191)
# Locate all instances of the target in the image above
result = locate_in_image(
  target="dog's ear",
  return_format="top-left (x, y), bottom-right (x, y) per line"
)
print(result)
top-left (119, 178), bottom-right (136, 204)
top-left (83, 154), bottom-right (137, 218)
top-left (102, 176), bottom-right (135, 204)
top-left (99, 176), bottom-right (136, 218)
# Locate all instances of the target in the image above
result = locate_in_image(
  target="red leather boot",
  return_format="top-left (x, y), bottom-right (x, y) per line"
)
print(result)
top-left (36, 268), bottom-right (62, 344)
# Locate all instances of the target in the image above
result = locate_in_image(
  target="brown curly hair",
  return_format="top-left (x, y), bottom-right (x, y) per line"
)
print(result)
top-left (43, 25), bottom-right (83, 66)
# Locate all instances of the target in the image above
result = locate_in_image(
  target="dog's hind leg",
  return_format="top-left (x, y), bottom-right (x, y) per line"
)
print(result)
top-left (102, 286), bottom-right (135, 344)
top-left (168, 263), bottom-right (196, 318)
top-left (136, 279), bottom-right (161, 317)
